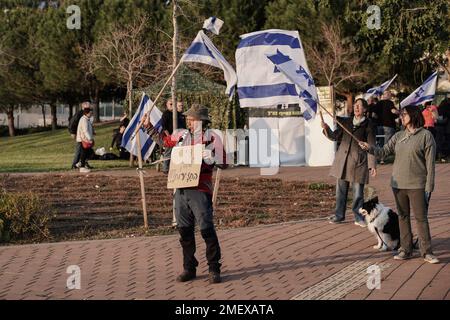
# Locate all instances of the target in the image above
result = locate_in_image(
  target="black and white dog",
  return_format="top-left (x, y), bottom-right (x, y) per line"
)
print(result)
top-left (359, 197), bottom-right (400, 251)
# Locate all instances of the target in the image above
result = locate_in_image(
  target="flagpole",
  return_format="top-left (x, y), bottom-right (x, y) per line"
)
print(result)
top-left (135, 129), bottom-right (149, 229)
top-left (317, 98), bottom-right (361, 143)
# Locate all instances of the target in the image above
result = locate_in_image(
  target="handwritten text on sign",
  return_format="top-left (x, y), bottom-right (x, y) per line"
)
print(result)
top-left (167, 144), bottom-right (203, 189)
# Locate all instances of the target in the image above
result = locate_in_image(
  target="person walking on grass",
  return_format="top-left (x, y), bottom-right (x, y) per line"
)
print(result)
top-left (321, 98), bottom-right (377, 227)
top-left (69, 102), bottom-right (91, 169)
top-left (77, 107), bottom-right (95, 173)
top-left (359, 105), bottom-right (440, 264)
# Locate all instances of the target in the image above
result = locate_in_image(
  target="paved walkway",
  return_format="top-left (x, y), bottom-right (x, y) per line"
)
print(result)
top-left (1, 164), bottom-right (449, 300)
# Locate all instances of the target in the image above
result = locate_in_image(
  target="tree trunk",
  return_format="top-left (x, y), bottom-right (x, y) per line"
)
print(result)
top-left (171, 0), bottom-right (178, 132)
top-left (7, 106), bottom-right (16, 137)
top-left (41, 105), bottom-right (46, 127)
top-left (127, 77), bottom-right (133, 118)
top-left (128, 77), bottom-right (135, 167)
top-left (93, 86), bottom-right (100, 123)
top-left (51, 103), bottom-right (57, 131)
top-left (68, 103), bottom-right (73, 121)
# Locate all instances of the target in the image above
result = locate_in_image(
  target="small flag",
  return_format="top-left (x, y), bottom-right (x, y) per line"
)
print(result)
top-left (364, 74), bottom-right (398, 100)
top-left (235, 29), bottom-right (312, 108)
top-left (202, 17), bottom-right (224, 35)
top-left (182, 30), bottom-right (237, 100)
top-left (266, 49), bottom-right (318, 120)
top-left (121, 93), bottom-right (162, 161)
top-left (400, 71), bottom-right (438, 108)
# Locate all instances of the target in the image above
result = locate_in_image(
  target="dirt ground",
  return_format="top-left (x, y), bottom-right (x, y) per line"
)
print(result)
top-left (0, 172), bottom-right (335, 244)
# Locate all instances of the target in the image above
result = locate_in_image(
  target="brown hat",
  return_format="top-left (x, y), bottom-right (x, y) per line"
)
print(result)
top-left (183, 104), bottom-right (210, 122)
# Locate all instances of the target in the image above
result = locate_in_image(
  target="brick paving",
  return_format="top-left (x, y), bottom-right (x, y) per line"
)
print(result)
top-left (0, 164), bottom-right (449, 300)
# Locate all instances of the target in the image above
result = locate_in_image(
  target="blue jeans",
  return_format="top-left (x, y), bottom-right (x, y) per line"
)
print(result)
top-left (335, 179), bottom-right (365, 222)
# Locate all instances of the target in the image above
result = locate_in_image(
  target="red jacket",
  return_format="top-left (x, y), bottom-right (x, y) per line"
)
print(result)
top-left (163, 130), bottom-right (227, 194)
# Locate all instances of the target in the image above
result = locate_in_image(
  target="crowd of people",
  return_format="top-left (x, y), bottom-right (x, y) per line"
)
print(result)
top-left (66, 92), bottom-right (447, 283)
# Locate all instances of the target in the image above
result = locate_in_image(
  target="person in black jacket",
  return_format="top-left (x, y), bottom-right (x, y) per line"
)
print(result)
top-left (373, 91), bottom-right (399, 164)
top-left (161, 99), bottom-right (186, 173)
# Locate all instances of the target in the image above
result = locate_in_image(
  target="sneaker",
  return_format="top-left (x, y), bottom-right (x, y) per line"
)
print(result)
top-left (329, 217), bottom-right (344, 224)
top-left (394, 251), bottom-right (412, 260)
top-left (424, 254), bottom-right (440, 264)
top-left (380, 160), bottom-right (385, 165)
top-left (79, 167), bottom-right (91, 173)
top-left (176, 270), bottom-right (196, 282)
top-left (85, 163), bottom-right (93, 169)
top-left (208, 271), bottom-right (221, 284)
top-left (354, 220), bottom-right (367, 228)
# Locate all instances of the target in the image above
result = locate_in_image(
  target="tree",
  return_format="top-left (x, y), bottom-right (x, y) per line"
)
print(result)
top-left (88, 15), bottom-right (155, 117)
top-left (0, 6), bottom-right (43, 136)
top-left (307, 22), bottom-right (369, 110)
top-left (352, 0), bottom-right (450, 88)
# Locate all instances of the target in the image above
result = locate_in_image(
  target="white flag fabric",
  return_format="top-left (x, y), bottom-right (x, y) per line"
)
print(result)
top-left (181, 30), bottom-right (237, 100)
top-left (121, 93), bottom-right (162, 161)
top-left (266, 49), bottom-right (318, 120)
top-left (202, 16), bottom-right (224, 35)
top-left (400, 71), bottom-right (438, 108)
top-left (235, 29), bottom-right (312, 108)
top-left (363, 74), bottom-right (398, 100)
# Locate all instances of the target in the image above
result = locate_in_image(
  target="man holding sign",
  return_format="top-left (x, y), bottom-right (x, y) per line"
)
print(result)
top-left (163, 104), bottom-right (227, 284)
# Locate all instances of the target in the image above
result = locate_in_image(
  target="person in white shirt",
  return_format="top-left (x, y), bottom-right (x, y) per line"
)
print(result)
top-left (76, 107), bottom-right (95, 173)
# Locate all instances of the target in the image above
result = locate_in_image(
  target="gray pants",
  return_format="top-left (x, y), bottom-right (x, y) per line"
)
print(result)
top-left (392, 188), bottom-right (433, 257)
top-left (72, 142), bottom-right (82, 167)
top-left (175, 189), bottom-right (221, 272)
top-left (175, 189), bottom-right (215, 230)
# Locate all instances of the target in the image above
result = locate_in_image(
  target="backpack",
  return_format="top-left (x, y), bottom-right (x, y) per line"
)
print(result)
top-left (68, 111), bottom-right (83, 134)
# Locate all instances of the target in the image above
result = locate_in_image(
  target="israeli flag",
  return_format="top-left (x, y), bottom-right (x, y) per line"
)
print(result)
top-left (202, 17), bottom-right (224, 35)
top-left (400, 71), bottom-right (438, 108)
top-left (235, 29), bottom-right (312, 108)
top-left (364, 74), bottom-right (397, 100)
top-left (266, 49), bottom-right (318, 120)
top-left (181, 30), bottom-right (237, 100)
top-left (121, 93), bottom-right (162, 161)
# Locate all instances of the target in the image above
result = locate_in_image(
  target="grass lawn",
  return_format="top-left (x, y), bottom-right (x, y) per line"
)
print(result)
top-left (0, 121), bottom-right (134, 173)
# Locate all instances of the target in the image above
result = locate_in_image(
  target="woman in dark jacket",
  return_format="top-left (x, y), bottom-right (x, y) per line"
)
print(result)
top-left (321, 98), bottom-right (377, 226)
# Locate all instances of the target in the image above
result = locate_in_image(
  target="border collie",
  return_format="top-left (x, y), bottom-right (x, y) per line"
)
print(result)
top-left (359, 197), bottom-right (400, 251)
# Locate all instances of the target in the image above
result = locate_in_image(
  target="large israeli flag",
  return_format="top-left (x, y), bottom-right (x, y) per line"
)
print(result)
top-left (121, 93), bottom-right (162, 161)
top-left (400, 71), bottom-right (438, 108)
top-left (266, 49), bottom-right (318, 120)
top-left (181, 30), bottom-right (237, 99)
top-left (364, 74), bottom-right (397, 100)
top-left (235, 29), bottom-right (311, 108)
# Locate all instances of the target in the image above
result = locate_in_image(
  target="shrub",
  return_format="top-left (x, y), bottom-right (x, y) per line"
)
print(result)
top-left (0, 190), bottom-right (53, 243)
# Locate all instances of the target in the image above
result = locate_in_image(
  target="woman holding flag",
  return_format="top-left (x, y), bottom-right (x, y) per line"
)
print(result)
top-left (359, 105), bottom-right (439, 264)
top-left (321, 98), bottom-right (377, 226)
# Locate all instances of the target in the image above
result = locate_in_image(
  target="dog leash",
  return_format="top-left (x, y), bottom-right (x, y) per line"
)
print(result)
top-left (374, 226), bottom-right (389, 248)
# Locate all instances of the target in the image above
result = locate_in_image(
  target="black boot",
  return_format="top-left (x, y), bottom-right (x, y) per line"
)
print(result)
top-left (201, 227), bottom-right (222, 283)
top-left (176, 269), bottom-right (196, 282)
top-left (178, 226), bottom-right (198, 281)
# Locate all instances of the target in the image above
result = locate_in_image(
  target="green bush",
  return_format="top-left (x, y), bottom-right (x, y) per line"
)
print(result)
top-left (0, 190), bottom-right (53, 243)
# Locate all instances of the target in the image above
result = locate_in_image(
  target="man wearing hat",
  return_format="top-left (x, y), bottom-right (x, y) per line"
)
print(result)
top-left (162, 104), bottom-right (227, 284)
